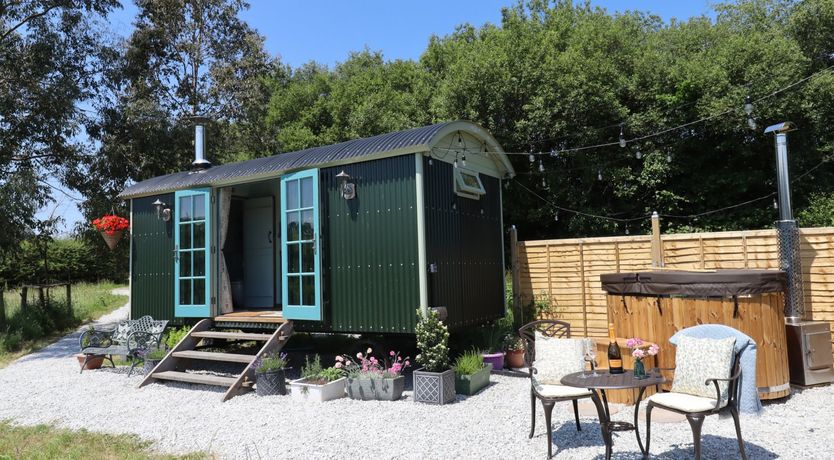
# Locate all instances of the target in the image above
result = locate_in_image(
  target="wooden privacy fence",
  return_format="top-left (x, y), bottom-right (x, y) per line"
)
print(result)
top-left (515, 227), bottom-right (834, 354)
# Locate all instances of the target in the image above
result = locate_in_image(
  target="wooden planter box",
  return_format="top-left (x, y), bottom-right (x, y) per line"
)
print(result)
top-left (413, 368), bottom-right (456, 404)
top-left (345, 376), bottom-right (404, 401)
top-left (289, 377), bottom-right (346, 402)
top-left (454, 363), bottom-right (492, 396)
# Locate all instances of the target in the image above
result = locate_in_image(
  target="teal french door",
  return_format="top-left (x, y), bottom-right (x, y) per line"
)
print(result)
top-left (280, 169), bottom-right (322, 321)
top-left (174, 189), bottom-right (211, 317)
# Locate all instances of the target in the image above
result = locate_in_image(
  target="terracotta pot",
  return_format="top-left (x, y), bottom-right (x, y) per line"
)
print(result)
top-left (505, 349), bottom-right (525, 369)
top-left (76, 354), bottom-right (104, 370)
top-left (100, 230), bottom-right (124, 250)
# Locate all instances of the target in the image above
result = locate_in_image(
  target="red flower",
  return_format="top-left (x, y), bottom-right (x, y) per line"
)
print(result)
top-left (91, 214), bottom-right (129, 235)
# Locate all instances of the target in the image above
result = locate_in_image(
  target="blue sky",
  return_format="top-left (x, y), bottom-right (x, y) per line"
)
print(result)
top-left (48, 0), bottom-right (715, 233)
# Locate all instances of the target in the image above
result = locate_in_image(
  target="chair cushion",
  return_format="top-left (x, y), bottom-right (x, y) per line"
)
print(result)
top-left (533, 333), bottom-right (586, 384)
top-left (671, 335), bottom-right (736, 402)
top-left (648, 391), bottom-right (724, 412)
top-left (533, 378), bottom-right (592, 398)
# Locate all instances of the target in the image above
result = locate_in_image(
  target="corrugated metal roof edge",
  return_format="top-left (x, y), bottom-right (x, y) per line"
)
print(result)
top-left (118, 120), bottom-right (513, 199)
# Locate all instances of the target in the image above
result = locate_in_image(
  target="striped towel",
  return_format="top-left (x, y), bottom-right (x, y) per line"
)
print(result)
top-left (670, 324), bottom-right (763, 415)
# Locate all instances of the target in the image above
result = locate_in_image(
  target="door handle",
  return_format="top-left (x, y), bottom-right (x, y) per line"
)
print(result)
top-left (173, 244), bottom-right (179, 262)
top-left (267, 230), bottom-right (272, 244)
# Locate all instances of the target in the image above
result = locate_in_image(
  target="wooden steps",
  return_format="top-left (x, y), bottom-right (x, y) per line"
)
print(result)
top-left (190, 331), bottom-right (272, 341)
top-left (151, 371), bottom-right (238, 387)
top-left (171, 350), bottom-right (255, 364)
top-left (138, 319), bottom-right (294, 401)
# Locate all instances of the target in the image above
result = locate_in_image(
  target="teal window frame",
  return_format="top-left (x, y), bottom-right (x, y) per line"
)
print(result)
top-left (280, 169), bottom-right (322, 321)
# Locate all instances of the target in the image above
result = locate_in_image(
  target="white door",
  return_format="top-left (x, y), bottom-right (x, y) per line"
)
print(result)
top-left (243, 197), bottom-right (275, 308)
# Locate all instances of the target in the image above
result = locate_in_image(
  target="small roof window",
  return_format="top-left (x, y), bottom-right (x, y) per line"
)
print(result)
top-left (454, 168), bottom-right (486, 199)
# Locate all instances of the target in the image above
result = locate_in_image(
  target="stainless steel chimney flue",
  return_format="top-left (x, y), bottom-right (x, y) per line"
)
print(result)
top-left (765, 122), bottom-right (803, 323)
top-left (192, 123), bottom-right (211, 171)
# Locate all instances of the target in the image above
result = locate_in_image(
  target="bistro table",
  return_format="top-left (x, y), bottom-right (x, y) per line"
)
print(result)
top-left (561, 370), bottom-right (665, 460)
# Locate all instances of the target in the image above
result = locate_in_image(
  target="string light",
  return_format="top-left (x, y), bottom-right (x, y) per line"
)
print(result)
top-left (773, 198), bottom-right (778, 210)
top-left (635, 147), bottom-right (642, 160)
top-left (666, 152), bottom-right (672, 163)
top-left (744, 95), bottom-right (757, 130)
top-left (529, 152), bottom-right (535, 163)
top-left (538, 159), bottom-right (545, 173)
top-left (461, 153), bottom-right (467, 167)
top-left (597, 169), bottom-right (603, 181)
top-left (428, 157), bottom-right (433, 166)
top-left (554, 210), bottom-right (559, 222)
top-left (457, 131), bottom-right (464, 147)
top-left (453, 155), bottom-right (458, 168)
top-left (619, 123), bottom-right (627, 148)
top-left (541, 177), bottom-right (547, 187)
top-left (625, 227), bottom-right (630, 235)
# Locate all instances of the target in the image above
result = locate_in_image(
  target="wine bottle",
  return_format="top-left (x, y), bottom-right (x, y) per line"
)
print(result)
top-left (607, 323), bottom-right (624, 374)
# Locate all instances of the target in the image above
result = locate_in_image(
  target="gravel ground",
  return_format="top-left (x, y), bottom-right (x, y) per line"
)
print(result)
top-left (1, 295), bottom-right (832, 459)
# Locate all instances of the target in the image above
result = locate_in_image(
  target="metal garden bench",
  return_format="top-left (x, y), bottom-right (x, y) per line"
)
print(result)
top-left (78, 315), bottom-right (168, 377)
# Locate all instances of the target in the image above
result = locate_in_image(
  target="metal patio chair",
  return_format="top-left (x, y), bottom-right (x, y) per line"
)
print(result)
top-left (644, 335), bottom-right (748, 460)
top-left (519, 319), bottom-right (592, 459)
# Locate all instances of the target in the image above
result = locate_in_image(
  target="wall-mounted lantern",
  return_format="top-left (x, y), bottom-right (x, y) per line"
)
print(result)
top-left (336, 170), bottom-right (356, 200)
top-left (152, 198), bottom-right (171, 221)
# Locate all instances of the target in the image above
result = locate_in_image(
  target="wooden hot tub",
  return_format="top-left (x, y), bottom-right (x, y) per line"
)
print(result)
top-left (601, 270), bottom-right (791, 400)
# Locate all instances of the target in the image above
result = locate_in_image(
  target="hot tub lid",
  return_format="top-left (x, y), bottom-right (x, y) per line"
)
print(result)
top-left (600, 269), bottom-right (786, 297)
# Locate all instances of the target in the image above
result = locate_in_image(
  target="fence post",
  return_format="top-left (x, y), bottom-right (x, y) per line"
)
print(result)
top-left (651, 211), bottom-right (664, 268)
top-left (66, 282), bottom-right (73, 317)
top-left (38, 286), bottom-right (45, 307)
top-left (510, 225), bottom-right (522, 329)
top-left (0, 287), bottom-right (5, 330)
top-left (20, 286), bottom-right (28, 312)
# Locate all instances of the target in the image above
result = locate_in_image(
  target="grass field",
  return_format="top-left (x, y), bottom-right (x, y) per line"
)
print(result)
top-left (0, 422), bottom-right (209, 460)
top-left (0, 282), bottom-right (128, 368)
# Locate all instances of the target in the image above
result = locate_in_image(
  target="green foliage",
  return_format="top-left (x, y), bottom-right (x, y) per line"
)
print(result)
top-left (146, 347), bottom-right (169, 361)
top-left (256, 352), bottom-right (288, 373)
top-left (503, 335), bottom-right (525, 352)
top-left (415, 309), bottom-right (450, 372)
top-left (164, 326), bottom-right (191, 350)
top-left (454, 350), bottom-right (485, 376)
top-left (302, 355), bottom-right (343, 383)
top-left (0, 238), bottom-right (128, 286)
top-left (798, 193), bottom-right (834, 227)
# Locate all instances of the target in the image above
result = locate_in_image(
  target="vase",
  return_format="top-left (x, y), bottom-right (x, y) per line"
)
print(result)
top-left (633, 359), bottom-right (647, 379)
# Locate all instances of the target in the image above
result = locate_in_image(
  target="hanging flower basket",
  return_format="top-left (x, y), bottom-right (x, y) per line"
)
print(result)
top-left (92, 215), bottom-right (129, 250)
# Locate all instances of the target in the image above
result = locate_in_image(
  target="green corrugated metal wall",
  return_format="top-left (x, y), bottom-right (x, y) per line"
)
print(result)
top-left (424, 158), bottom-right (505, 329)
top-left (130, 194), bottom-right (182, 325)
top-left (304, 155), bottom-right (420, 334)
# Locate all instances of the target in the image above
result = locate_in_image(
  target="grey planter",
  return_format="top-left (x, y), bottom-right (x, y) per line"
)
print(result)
top-left (346, 376), bottom-right (404, 401)
top-left (256, 369), bottom-right (288, 396)
top-left (413, 368), bottom-right (456, 404)
top-left (143, 358), bottom-right (162, 376)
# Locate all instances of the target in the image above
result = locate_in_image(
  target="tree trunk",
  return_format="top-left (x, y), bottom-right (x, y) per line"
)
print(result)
top-left (66, 282), bottom-right (73, 317)
top-left (20, 286), bottom-right (28, 312)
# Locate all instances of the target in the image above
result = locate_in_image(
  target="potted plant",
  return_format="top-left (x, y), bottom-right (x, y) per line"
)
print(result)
top-left (91, 214), bottom-right (129, 250)
top-left (480, 320), bottom-right (509, 370)
top-left (414, 308), bottom-right (455, 404)
top-left (289, 355), bottom-right (347, 402)
top-left (337, 348), bottom-right (410, 401)
top-left (76, 326), bottom-right (104, 370)
top-left (254, 352), bottom-right (289, 396)
top-left (142, 346), bottom-right (168, 376)
top-left (454, 350), bottom-right (493, 396)
top-left (504, 335), bottom-right (525, 369)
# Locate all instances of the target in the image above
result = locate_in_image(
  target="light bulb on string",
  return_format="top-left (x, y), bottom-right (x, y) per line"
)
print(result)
top-left (538, 159), bottom-right (545, 173)
top-left (625, 226), bottom-right (630, 235)
top-left (541, 177), bottom-right (547, 188)
top-left (528, 152), bottom-right (535, 163)
top-left (456, 131), bottom-right (464, 148)
top-left (554, 210), bottom-right (559, 222)
top-left (597, 169), bottom-right (603, 181)
top-left (453, 155), bottom-right (458, 169)
top-left (666, 152), bottom-right (672, 164)
top-left (635, 148), bottom-right (642, 160)
top-left (619, 123), bottom-right (627, 148)
top-left (773, 198), bottom-right (778, 210)
top-left (504, 180), bottom-right (510, 190)
top-left (461, 153), bottom-right (467, 167)
top-left (428, 157), bottom-right (433, 166)
top-left (744, 95), bottom-right (757, 130)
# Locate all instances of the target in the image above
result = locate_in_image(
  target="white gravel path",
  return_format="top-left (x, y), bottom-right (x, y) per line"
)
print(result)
top-left (1, 292), bottom-right (833, 458)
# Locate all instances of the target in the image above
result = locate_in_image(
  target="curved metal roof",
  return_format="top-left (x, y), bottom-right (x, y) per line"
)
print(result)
top-left (119, 120), bottom-right (513, 199)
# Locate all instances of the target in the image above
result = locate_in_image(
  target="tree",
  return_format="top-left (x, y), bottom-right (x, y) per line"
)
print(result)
top-left (0, 0), bottom-right (118, 258)
top-left (72, 0), bottom-right (279, 222)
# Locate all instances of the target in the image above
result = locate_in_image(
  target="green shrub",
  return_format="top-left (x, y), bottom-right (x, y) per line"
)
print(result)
top-left (416, 309), bottom-right (450, 372)
top-left (319, 366), bottom-right (342, 382)
top-left (2, 332), bottom-right (22, 352)
top-left (256, 352), bottom-right (287, 373)
top-left (454, 350), bottom-right (485, 377)
top-left (164, 326), bottom-right (190, 349)
top-left (301, 354), bottom-right (325, 380)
